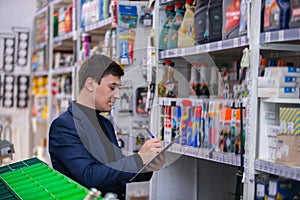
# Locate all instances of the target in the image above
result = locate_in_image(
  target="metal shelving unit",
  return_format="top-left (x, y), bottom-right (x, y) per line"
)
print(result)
top-left (255, 159), bottom-right (300, 182)
top-left (152, 1), bottom-right (300, 199)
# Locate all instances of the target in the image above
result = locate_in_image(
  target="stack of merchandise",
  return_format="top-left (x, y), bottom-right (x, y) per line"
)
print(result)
top-left (275, 107), bottom-right (300, 166)
top-left (257, 66), bottom-right (300, 98)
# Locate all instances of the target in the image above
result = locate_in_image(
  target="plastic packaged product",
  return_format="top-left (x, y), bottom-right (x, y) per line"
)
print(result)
top-left (208, 66), bottom-right (219, 98)
top-left (222, 0), bottom-right (241, 39)
top-left (178, 0), bottom-right (196, 48)
top-left (167, 3), bottom-right (185, 49)
top-left (198, 63), bottom-right (210, 98)
top-left (289, 0), bottom-right (300, 28)
top-left (194, 0), bottom-right (209, 44)
top-left (189, 64), bottom-right (199, 96)
top-left (159, 6), bottom-right (175, 51)
top-left (164, 63), bottom-right (178, 98)
top-left (158, 60), bottom-right (170, 97)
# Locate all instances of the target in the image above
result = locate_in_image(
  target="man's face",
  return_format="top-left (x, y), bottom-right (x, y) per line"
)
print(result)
top-left (94, 74), bottom-right (121, 112)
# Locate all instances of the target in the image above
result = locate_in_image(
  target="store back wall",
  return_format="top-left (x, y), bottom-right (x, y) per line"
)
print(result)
top-left (0, 0), bottom-right (36, 163)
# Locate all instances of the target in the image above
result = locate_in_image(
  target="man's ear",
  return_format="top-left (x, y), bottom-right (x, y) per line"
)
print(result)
top-left (85, 77), bottom-right (96, 92)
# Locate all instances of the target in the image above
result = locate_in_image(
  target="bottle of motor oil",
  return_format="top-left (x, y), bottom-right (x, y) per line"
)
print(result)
top-left (207, 0), bottom-right (223, 42)
top-left (289, 0), bottom-right (300, 28)
top-left (159, 6), bottom-right (175, 51)
top-left (277, 0), bottom-right (291, 29)
top-left (194, 0), bottom-right (209, 44)
top-left (167, 3), bottom-right (185, 49)
top-left (178, 0), bottom-right (196, 48)
top-left (239, 0), bottom-right (247, 36)
top-left (222, 0), bottom-right (241, 39)
top-left (263, 0), bottom-right (280, 31)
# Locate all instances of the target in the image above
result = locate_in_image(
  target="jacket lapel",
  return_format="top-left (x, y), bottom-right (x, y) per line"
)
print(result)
top-left (70, 102), bottom-right (109, 163)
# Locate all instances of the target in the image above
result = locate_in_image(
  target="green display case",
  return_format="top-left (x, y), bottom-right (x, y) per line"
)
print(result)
top-left (0, 157), bottom-right (102, 200)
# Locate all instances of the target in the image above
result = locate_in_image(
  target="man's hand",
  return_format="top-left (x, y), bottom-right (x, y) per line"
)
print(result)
top-left (137, 138), bottom-right (165, 171)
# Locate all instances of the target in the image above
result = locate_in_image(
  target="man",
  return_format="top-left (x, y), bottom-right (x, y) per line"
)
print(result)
top-left (49, 54), bottom-right (164, 199)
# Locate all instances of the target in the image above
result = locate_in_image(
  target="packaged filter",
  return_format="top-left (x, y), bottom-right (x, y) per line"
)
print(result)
top-left (222, 0), bottom-right (241, 39)
top-left (289, 0), bottom-right (300, 28)
top-left (178, 0), bottom-right (196, 48)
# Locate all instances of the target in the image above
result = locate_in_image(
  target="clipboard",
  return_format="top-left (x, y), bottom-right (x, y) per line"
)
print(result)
top-left (130, 135), bottom-right (180, 182)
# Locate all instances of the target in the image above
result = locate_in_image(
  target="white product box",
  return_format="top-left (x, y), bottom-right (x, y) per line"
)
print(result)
top-left (264, 67), bottom-right (300, 77)
top-left (268, 147), bottom-right (276, 160)
top-left (258, 76), bottom-right (298, 88)
top-left (267, 125), bottom-right (280, 137)
top-left (258, 87), bottom-right (299, 98)
top-left (268, 136), bottom-right (277, 148)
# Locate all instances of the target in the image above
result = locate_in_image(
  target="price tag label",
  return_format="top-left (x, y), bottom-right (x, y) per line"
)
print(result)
top-left (233, 38), bottom-right (239, 47)
top-left (223, 154), bottom-right (227, 163)
top-left (231, 155), bottom-right (237, 165)
top-left (265, 32), bottom-right (271, 42)
top-left (196, 45), bottom-right (201, 54)
top-left (264, 111), bottom-right (275, 120)
top-left (217, 41), bottom-right (222, 50)
top-left (174, 48), bottom-right (179, 56)
top-left (240, 36), bottom-right (246, 46)
top-left (206, 43), bottom-right (210, 51)
top-left (164, 98), bottom-right (171, 106)
top-left (278, 30), bottom-right (284, 41)
top-left (180, 48), bottom-right (185, 56)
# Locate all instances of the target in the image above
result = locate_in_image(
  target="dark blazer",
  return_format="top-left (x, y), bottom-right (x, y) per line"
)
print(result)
top-left (49, 101), bottom-right (152, 199)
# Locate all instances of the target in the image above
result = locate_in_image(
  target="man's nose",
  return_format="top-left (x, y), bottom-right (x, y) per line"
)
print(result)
top-left (113, 88), bottom-right (121, 99)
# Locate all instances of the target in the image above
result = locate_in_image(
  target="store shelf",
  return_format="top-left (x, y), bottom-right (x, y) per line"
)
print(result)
top-left (32, 70), bottom-right (49, 77)
top-left (260, 97), bottom-right (300, 104)
top-left (34, 41), bottom-right (47, 51)
top-left (51, 0), bottom-right (73, 7)
top-left (84, 17), bottom-right (112, 34)
top-left (35, 6), bottom-right (48, 17)
top-left (166, 143), bottom-right (241, 167)
top-left (255, 159), bottom-right (300, 181)
top-left (260, 28), bottom-right (300, 44)
top-left (52, 66), bottom-right (74, 75)
top-left (53, 32), bottom-right (73, 44)
top-left (159, 0), bottom-right (183, 5)
top-left (159, 36), bottom-right (249, 59)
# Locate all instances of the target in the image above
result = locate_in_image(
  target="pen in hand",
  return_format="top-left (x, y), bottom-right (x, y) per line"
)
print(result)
top-left (146, 128), bottom-right (155, 138)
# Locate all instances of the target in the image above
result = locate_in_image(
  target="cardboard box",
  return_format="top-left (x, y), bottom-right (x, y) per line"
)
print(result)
top-left (258, 87), bottom-right (299, 98)
top-left (275, 135), bottom-right (300, 166)
top-left (258, 76), bottom-right (298, 88)
top-left (279, 107), bottom-right (300, 135)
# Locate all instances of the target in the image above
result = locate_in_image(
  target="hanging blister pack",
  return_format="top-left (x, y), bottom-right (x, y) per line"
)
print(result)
top-left (118, 5), bottom-right (138, 29)
top-left (0, 33), bottom-right (15, 72)
top-left (12, 27), bottom-right (30, 67)
top-left (2, 75), bottom-right (15, 107)
top-left (16, 75), bottom-right (30, 108)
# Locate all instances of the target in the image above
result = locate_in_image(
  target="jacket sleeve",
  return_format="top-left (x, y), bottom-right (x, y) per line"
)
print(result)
top-left (49, 116), bottom-right (151, 190)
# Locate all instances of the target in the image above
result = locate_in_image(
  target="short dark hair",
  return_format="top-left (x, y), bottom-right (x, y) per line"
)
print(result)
top-left (78, 54), bottom-right (124, 91)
